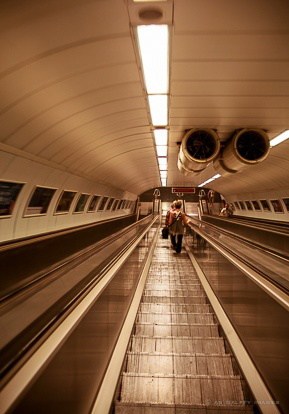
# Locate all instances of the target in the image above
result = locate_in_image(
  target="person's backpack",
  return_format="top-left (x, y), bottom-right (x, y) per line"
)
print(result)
top-left (174, 211), bottom-right (182, 221)
top-left (170, 211), bottom-right (183, 233)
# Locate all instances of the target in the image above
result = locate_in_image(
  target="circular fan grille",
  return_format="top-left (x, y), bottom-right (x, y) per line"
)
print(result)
top-left (236, 131), bottom-right (268, 161)
top-left (186, 130), bottom-right (218, 160)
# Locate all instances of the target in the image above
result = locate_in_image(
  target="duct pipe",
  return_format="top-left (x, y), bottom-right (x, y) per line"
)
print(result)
top-left (177, 128), bottom-right (221, 174)
top-left (213, 128), bottom-right (270, 176)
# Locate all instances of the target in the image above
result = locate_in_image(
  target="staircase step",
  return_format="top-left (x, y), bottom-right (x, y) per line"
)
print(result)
top-left (115, 238), bottom-right (254, 413)
top-left (126, 353), bottom-right (236, 376)
top-left (130, 336), bottom-right (226, 354)
top-left (147, 278), bottom-right (200, 283)
top-left (139, 303), bottom-right (212, 313)
top-left (117, 373), bottom-right (252, 409)
top-left (137, 313), bottom-right (215, 325)
top-left (142, 296), bottom-right (208, 304)
top-left (135, 323), bottom-right (219, 337)
top-left (143, 289), bottom-right (205, 297)
top-left (115, 401), bottom-right (253, 413)
top-left (145, 283), bottom-right (202, 289)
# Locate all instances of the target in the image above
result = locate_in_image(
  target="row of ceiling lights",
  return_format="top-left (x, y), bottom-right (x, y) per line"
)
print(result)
top-left (136, 24), bottom-right (169, 187)
top-left (135, 10), bottom-right (289, 188)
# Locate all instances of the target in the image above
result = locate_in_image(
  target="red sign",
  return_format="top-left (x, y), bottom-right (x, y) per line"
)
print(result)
top-left (172, 187), bottom-right (196, 194)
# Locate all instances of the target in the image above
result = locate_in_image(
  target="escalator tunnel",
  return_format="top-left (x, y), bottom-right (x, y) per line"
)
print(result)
top-left (0, 217), bottom-right (288, 414)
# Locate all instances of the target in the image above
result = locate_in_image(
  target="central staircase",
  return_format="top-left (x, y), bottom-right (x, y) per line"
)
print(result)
top-left (115, 239), bottom-right (254, 413)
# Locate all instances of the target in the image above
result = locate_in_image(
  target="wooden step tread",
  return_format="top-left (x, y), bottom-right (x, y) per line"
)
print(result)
top-left (118, 374), bottom-right (251, 408)
top-left (130, 336), bottom-right (226, 354)
top-left (126, 353), bottom-right (236, 376)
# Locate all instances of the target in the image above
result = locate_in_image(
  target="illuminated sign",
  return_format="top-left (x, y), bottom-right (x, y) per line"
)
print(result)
top-left (172, 187), bottom-right (196, 194)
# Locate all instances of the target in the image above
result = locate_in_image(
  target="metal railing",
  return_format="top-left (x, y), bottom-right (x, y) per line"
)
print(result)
top-left (0, 215), bottom-right (159, 414)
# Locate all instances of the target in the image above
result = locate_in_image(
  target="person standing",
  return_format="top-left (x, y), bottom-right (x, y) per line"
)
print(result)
top-left (220, 203), bottom-right (233, 217)
top-left (164, 202), bottom-right (176, 245)
top-left (161, 202), bottom-right (175, 240)
top-left (165, 201), bottom-right (175, 226)
top-left (168, 200), bottom-right (190, 253)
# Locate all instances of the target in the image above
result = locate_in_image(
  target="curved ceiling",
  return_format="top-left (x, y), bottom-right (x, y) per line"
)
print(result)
top-left (1, 0), bottom-right (289, 197)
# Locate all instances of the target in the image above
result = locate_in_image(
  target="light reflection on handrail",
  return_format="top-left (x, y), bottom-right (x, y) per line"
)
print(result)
top-left (186, 218), bottom-right (289, 309)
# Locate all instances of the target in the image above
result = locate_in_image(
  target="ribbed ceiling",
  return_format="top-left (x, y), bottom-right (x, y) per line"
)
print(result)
top-left (1, 0), bottom-right (289, 197)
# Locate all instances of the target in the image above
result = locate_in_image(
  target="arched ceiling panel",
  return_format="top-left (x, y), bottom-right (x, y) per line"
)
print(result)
top-left (47, 126), bottom-right (150, 166)
top-left (1, 0), bottom-right (289, 197)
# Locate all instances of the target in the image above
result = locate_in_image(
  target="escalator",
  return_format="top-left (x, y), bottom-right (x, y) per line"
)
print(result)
top-left (115, 238), bottom-right (254, 412)
top-left (2, 218), bottom-right (286, 413)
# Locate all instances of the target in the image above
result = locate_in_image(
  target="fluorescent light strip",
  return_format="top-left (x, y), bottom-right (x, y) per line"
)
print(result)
top-left (136, 24), bottom-right (169, 186)
top-left (156, 146), bottom-right (167, 157)
top-left (154, 129), bottom-right (168, 185)
top-left (136, 25), bottom-right (169, 94)
top-left (148, 95), bottom-right (168, 126)
top-left (198, 174), bottom-right (221, 187)
top-left (270, 129), bottom-right (289, 147)
top-left (158, 157), bottom-right (167, 168)
top-left (154, 129), bottom-right (168, 146)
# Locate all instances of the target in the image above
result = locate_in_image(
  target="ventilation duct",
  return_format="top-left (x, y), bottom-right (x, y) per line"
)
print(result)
top-left (213, 128), bottom-right (270, 176)
top-left (177, 128), bottom-right (220, 174)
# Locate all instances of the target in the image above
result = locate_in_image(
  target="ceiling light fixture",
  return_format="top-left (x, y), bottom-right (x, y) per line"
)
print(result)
top-left (154, 129), bottom-right (168, 146)
top-left (136, 24), bottom-right (169, 187)
top-left (148, 95), bottom-right (168, 127)
top-left (270, 130), bottom-right (289, 147)
top-left (198, 174), bottom-right (221, 187)
top-left (158, 157), bottom-right (167, 169)
top-left (136, 25), bottom-right (169, 94)
top-left (156, 146), bottom-right (168, 157)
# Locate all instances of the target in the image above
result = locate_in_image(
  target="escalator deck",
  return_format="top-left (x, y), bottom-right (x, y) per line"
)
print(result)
top-left (116, 238), bottom-right (254, 413)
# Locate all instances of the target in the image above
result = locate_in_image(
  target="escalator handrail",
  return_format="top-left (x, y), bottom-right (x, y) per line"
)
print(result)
top-left (187, 220), bottom-right (289, 311)
top-left (0, 215), bottom-right (159, 413)
top-left (0, 214), bottom-right (154, 303)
